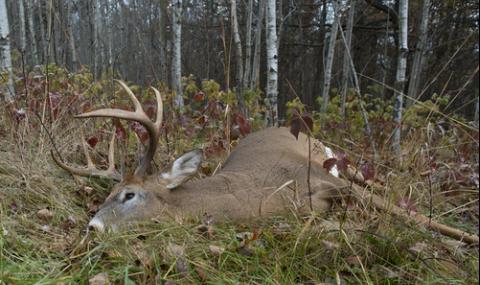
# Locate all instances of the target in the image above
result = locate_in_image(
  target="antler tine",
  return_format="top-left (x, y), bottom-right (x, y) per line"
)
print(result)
top-left (74, 80), bottom-right (163, 176)
top-left (150, 86), bottom-right (163, 130)
top-left (80, 129), bottom-right (95, 169)
top-left (51, 131), bottom-right (122, 181)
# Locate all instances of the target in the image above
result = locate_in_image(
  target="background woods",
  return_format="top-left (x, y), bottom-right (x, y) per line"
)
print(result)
top-left (1, 0), bottom-right (478, 120)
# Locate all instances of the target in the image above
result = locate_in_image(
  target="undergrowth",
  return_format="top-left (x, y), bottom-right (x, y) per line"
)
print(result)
top-left (0, 66), bottom-right (478, 284)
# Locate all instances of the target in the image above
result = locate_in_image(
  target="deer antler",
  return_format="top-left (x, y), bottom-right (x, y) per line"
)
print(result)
top-left (76, 80), bottom-right (163, 176)
top-left (51, 130), bottom-right (122, 181)
top-left (52, 80), bottom-right (163, 179)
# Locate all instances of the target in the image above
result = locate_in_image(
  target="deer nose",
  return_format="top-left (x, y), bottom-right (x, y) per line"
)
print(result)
top-left (88, 218), bottom-right (105, 232)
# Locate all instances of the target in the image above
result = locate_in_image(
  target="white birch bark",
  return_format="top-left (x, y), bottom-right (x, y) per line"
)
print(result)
top-left (243, 0), bottom-right (253, 89)
top-left (393, 0), bottom-right (409, 158)
top-left (407, 0), bottom-right (430, 106)
top-left (230, 0), bottom-right (245, 111)
top-left (321, 1), bottom-right (340, 113)
top-left (250, 0), bottom-right (265, 90)
top-left (266, 0), bottom-right (278, 126)
top-left (340, 0), bottom-right (355, 118)
top-left (172, 0), bottom-right (184, 107)
top-left (18, 0), bottom-right (27, 51)
top-left (26, 0), bottom-right (38, 64)
top-left (0, 0), bottom-right (15, 101)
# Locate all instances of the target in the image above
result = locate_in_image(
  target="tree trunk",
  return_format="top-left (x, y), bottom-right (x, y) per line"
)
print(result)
top-left (26, 0), bottom-right (39, 65)
top-left (171, 0), bottom-right (183, 107)
top-left (18, 0), bottom-right (27, 52)
top-left (93, 0), bottom-right (102, 79)
top-left (393, 0), bottom-right (409, 159)
top-left (407, 0), bottom-right (430, 106)
top-left (37, 0), bottom-right (47, 63)
top-left (66, 0), bottom-right (78, 71)
top-left (0, 0), bottom-right (15, 101)
top-left (475, 96), bottom-right (479, 126)
top-left (243, 0), bottom-right (253, 90)
top-left (250, 0), bottom-right (265, 90)
top-left (321, 1), bottom-right (340, 113)
top-left (230, 0), bottom-right (245, 112)
top-left (266, 0), bottom-right (278, 126)
top-left (340, 0), bottom-right (355, 119)
top-left (158, 0), bottom-right (168, 84)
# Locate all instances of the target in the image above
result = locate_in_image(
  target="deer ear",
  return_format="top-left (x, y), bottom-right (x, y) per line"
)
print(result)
top-left (161, 149), bottom-right (203, 189)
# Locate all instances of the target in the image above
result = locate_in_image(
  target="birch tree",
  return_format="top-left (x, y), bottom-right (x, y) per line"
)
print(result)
top-left (26, 0), bottom-right (38, 65)
top-left (340, 0), bottom-right (355, 119)
top-left (250, 0), bottom-right (265, 90)
top-left (243, 0), bottom-right (253, 90)
top-left (393, 0), bottom-right (409, 158)
top-left (67, 0), bottom-right (78, 71)
top-left (321, 1), bottom-right (340, 114)
top-left (229, 0), bottom-right (245, 112)
top-left (172, 0), bottom-right (184, 107)
top-left (0, 0), bottom-right (14, 101)
top-left (407, 0), bottom-right (430, 106)
top-left (18, 0), bottom-right (27, 52)
top-left (266, 0), bottom-right (278, 126)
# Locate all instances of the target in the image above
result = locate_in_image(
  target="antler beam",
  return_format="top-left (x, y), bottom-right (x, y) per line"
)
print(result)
top-left (51, 130), bottom-right (121, 181)
top-left (75, 80), bottom-right (163, 176)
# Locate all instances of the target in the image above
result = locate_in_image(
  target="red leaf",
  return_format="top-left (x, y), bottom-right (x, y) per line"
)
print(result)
top-left (323, 158), bottom-right (338, 172)
top-left (113, 119), bottom-right (127, 142)
top-left (131, 122), bottom-right (149, 144)
top-left (336, 157), bottom-right (351, 172)
top-left (13, 108), bottom-right (26, 122)
top-left (80, 101), bottom-right (92, 113)
top-left (143, 99), bottom-right (157, 120)
top-left (289, 110), bottom-right (314, 140)
top-left (86, 136), bottom-right (99, 148)
top-left (193, 91), bottom-right (205, 102)
top-left (233, 113), bottom-right (251, 136)
top-left (360, 163), bottom-right (375, 181)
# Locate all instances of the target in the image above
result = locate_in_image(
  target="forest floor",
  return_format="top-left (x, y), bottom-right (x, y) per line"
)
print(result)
top-left (0, 119), bottom-right (478, 285)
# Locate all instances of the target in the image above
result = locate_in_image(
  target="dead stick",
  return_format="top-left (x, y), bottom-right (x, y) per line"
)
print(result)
top-left (348, 181), bottom-right (479, 244)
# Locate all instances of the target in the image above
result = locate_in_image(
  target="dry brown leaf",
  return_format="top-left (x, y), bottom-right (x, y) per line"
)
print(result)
top-left (167, 243), bottom-right (185, 258)
top-left (321, 240), bottom-right (340, 251)
top-left (346, 255), bottom-right (363, 266)
top-left (409, 242), bottom-right (428, 254)
top-left (133, 244), bottom-right (153, 268)
top-left (83, 186), bottom-right (94, 194)
top-left (208, 245), bottom-right (225, 256)
top-left (89, 272), bottom-right (110, 285)
top-left (37, 208), bottom-right (53, 220)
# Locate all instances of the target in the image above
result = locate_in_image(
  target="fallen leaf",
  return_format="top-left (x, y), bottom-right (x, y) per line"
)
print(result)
top-left (208, 245), bottom-right (225, 256)
top-left (89, 272), bottom-right (110, 285)
top-left (346, 255), bottom-right (363, 266)
top-left (323, 158), bottom-right (338, 172)
top-left (409, 242), bottom-right (428, 254)
top-left (37, 208), bottom-right (53, 220)
top-left (83, 186), bottom-right (94, 195)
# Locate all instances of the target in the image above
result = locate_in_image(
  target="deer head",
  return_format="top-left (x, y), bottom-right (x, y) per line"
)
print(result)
top-left (52, 81), bottom-right (203, 231)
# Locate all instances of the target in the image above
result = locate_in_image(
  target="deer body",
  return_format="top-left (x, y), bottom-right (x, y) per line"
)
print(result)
top-left (53, 81), bottom-right (346, 231)
top-left (87, 127), bottom-right (347, 230)
top-left (161, 127), bottom-right (346, 220)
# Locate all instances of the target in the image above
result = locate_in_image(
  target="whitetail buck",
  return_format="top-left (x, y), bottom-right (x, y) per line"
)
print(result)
top-left (53, 81), bottom-right (479, 244)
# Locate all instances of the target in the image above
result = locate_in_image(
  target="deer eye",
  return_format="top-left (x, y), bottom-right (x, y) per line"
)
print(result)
top-left (124, 192), bottom-right (136, 202)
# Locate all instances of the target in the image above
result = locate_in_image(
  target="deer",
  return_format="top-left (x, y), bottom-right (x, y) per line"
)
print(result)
top-left (53, 81), bottom-right (479, 244)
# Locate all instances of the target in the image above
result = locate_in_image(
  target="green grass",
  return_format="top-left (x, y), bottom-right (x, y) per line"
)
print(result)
top-left (0, 121), bottom-right (478, 285)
